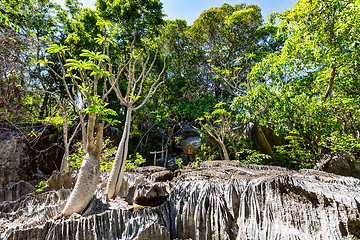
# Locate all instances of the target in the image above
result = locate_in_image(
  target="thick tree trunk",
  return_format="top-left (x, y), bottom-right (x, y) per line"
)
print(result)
top-left (62, 152), bottom-right (100, 216)
top-left (106, 107), bottom-right (132, 199)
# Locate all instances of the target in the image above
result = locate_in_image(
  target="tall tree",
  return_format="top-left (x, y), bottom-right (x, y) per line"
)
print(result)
top-left (186, 3), bottom-right (265, 98)
top-left (106, 37), bottom-right (166, 199)
top-left (250, 0), bottom-right (360, 160)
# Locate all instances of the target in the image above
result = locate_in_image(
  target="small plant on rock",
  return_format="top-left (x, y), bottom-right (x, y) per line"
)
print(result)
top-left (175, 158), bottom-right (183, 169)
top-left (125, 152), bottom-right (146, 171)
top-left (35, 179), bottom-right (47, 192)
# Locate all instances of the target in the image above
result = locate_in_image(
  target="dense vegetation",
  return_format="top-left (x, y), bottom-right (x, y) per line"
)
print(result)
top-left (1, 0), bottom-right (359, 170)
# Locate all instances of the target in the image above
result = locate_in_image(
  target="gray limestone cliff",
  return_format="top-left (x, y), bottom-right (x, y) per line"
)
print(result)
top-left (1, 161), bottom-right (360, 240)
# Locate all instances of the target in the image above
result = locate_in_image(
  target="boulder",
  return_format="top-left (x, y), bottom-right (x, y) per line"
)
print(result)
top-left (0, 134), bottom-right (31, 188)
top-left (180, 136), bottom-right (201, 161)
top-left (1, 162), bottom-right (360, 239)
top-left (179, 125), bottom-right (202, 161)
top-left (315, 150), bottom-right (360, 179)
top-left (182, 124), bottom-right (201, 138)
top-left (43, 170), bottom-right (76, 191)
top-left (117, 166), bottom-right (173, 206)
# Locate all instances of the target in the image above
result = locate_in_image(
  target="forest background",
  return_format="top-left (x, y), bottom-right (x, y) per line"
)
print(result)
top-left (1, 0), bottom-right (359, 173)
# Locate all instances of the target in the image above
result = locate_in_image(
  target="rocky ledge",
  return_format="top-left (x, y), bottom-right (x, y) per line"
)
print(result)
top-left (1, 161), bottom-right (360, 240)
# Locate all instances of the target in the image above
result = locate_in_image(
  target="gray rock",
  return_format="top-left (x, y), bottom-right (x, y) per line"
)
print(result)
top-left (0, 135), bottom-right (31, 188)
top-left (0, 181), bottom-right (35, 203)
top-left (43, 170), bottom-right (76, 190)
top-left (315, 150), bottom-right (360, 179)
top-left (117, 166), bottom-right (173, 206)
top-left (1, 161), bottom-right (360, 239)
top-left (182, 125), bottom-right (201, 138)
top-left (0, 124), bottom-right (62, 189)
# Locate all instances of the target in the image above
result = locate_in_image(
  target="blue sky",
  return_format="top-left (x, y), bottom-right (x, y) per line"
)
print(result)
top-left (54, 0), bottom-right (298, 24)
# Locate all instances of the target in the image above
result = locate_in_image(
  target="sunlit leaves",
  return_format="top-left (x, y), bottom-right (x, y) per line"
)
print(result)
top-left (84, 96), bottom-right (120, 126)
top-left (47, 44), bottom-right (69, 54)
top-left (94, 34), bottom-right (114, 46)
top-left (37, 57), bottom-right (54, 66)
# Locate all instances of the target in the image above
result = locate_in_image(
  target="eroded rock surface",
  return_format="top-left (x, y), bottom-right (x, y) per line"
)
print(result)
top-left (1, 161), bottom-right (360, 240)
top-left (0, 124), bottom-right (62, 188)
top-left (315, 150), bottom-right (360, 179)
top-left (0, 181), bottom-right (35, 203)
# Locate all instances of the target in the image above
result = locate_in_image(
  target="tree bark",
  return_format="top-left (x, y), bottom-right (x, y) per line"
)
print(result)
top-left (61, 115), bottom-right (102, 216)
top-left (220, 142), bottom-right (230, 160)
top-left (60, 144), bottom-right (70, 172)
top-left (323, 67), bottom-right (336, 101)
top-left (106, 107), bottom-right (132, 199)
top-left (60, 117), bottom-right (70, 172)
top-left (62, 152), bottom-right (100, 216)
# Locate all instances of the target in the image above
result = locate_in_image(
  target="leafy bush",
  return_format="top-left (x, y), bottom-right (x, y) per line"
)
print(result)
top-left (274, 131), bottom-right (316, 169)
top-left (35, 179), bottom-right (47, 192)
top-left (236, 149), bottom-right (271, 165)
top-left (125, 152), bottom-right (146, 171)
top-left (175, 158), bottom-right (183, 169)
top-left (68, 138), bottom-right (116, 172)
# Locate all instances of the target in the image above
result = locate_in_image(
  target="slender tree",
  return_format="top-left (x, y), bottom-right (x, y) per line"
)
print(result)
top-left (106, 38), bottom-right (166, 199)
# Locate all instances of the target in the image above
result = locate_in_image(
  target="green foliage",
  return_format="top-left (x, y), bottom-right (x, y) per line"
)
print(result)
top-left (35, 179), bottom-right (47, 192)
top-left (248, 0), bottom-right (360, 163)
top-left (84, 95), bottom-right (120, 126)
top-left (192, 143), bottom-right (219, 168)
top-left (177, 97), bottom-right (217, 121)
top-left (196, 101), bottom-right (235, 160)
top-left (68, 138), bottom-right (117, 172)
top-left (68, 141), bottom-right (84, 169)
top-left (275, 131), bottom-right (316, 169)
top-left (174, 158), bottom-right (183, 169)
top-left (125, 152), bottom-right (146, 171)
top-left (195, 143), bottom-right (217, 163)
top-left (100, 160), bottom-right (114, 172)
top-left (236, 149), bottom-right (271, 165)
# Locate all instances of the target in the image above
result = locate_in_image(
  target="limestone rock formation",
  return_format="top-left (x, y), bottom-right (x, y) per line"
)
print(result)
top-left (1, 161), bottom-right (360, 239)
top-left (0, 124), bottom-right (62, 188)
top-left (43, 170), bottom-right (77, 191)
top-left (0, 181), bottom-right (35, 203)
top-left (315, 150), bottom-right (360, 179)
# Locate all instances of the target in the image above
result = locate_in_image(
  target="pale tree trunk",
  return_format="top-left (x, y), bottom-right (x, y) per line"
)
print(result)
top-left (60, 144), bottom-right (70, 172)
top-left (60, 116), bottom-right (70, 172)
top-left (62, 152), bottom-right (100, 216)
top-left (105, 37), bottom-right (165, 200)
top-left (106, 107), bottom-right (132, 199)
top-left (62, 114), bottom-right (103, 216)
top-left (60, 117), bottom-right (81, 172)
